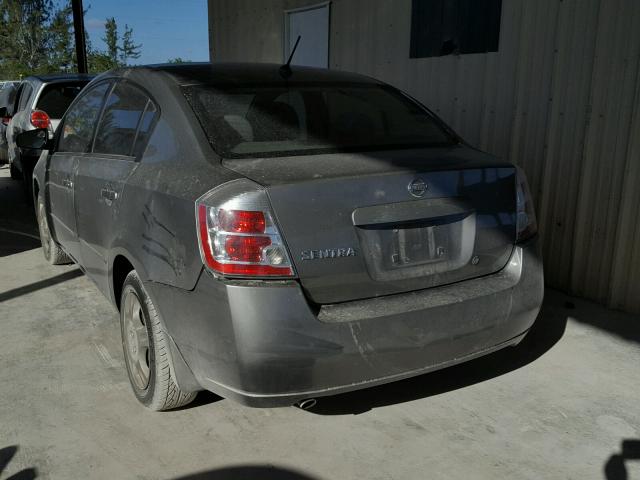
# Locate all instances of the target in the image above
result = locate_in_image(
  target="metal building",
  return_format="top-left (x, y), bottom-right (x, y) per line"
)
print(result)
top-left (208, 0), bottom-right (640, 314)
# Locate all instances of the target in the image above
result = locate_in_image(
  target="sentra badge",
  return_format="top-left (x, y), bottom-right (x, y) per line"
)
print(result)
top-left (301, 247), bottom-right (357, 261)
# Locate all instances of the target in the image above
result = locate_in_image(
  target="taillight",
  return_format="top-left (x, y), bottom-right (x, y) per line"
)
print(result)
top-left (1, 116), bottom-right (10, 126)
top-left (516, 167), bottom-right (538, 243)
top-left (196, 179), bottom-right (294, 277)
top-left (30, 110), bottom-right (50, 129)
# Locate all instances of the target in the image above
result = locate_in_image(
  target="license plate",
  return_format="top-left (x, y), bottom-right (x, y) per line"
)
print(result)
top-left (388, 225), bottom-right (450, 268)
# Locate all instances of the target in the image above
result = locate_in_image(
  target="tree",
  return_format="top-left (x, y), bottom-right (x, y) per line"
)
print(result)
top-left (120, 24), bottom-right (141, 65)
top-left (167, 57), bottom-right (190, 64)
top-left (0, 0), bottom-right (54, 77)
top-left (0, 1), bottom-right (143, 77)
top-left (47, 3), bottom-right (75, 72)
top-left (102, 17), bottom-right (118, 69)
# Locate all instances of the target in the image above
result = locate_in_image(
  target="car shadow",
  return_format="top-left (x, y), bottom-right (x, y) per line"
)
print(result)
top-left (565, 296), bottom-right (640, 345)
top-left (308, 291), bottom-right (568, 415)
top-left (0, 229), bottom-right (41, 257)
top-left (605, 439), bottom-right (640, 480)
top-left (171, 465), bottom-right (319, 480)
top-left (0, 269), bottom-right (83, 303)
top-left (0, 445), bottom-right (37, 480)
top-left (0, 165), bottom-right (39, 257)
top-left (178, 390), bottom-right (224, 410)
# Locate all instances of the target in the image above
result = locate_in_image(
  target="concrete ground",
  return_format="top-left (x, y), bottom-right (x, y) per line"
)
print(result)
top-left (0, 165), bottom-right (639, 480)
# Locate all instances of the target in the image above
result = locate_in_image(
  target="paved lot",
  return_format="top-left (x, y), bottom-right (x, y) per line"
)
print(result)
top-left (0, 165), bottom-right (639, 480)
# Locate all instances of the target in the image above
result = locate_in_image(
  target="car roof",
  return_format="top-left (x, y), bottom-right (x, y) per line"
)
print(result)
top-left (116, 62), bottom-right (383, 87)
top-left (23, 73), bottom-right (95, 84)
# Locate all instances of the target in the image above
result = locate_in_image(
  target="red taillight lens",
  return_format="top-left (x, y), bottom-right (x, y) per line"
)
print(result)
top-left (1, 116), bottom-right (10, 126)
top-left (30, 110), bottom-right (50, 129)
top-left (225, 235), bottom-right (271, 262)
top-left (218, 209), bottom-right (266, 233)
top-left (196, 181), bottom-right (294, 277)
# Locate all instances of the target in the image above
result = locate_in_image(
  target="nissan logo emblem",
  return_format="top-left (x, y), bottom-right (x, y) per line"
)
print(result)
top-left (408, 178), bottom-right (427, 197)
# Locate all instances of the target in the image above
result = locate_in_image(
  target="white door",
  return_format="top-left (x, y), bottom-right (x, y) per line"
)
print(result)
top-left (284, 3), bottom-right (330, 68)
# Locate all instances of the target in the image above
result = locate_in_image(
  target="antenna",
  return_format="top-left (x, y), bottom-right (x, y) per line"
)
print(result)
top-left (280, 35), bottom-right (301, 79)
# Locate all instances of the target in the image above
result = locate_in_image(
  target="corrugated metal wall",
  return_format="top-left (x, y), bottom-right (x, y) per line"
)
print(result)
top-left (209, 0), bottom-right (640, 313)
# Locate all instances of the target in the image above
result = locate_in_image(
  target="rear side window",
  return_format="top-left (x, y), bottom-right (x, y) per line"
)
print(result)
top-left (58, 82), bottom-right (110, 153)
top-left (132, 102), bottom-right (157, 157)
top-left (36, 82), bottom-right (86, 119)
top-left (94, 82), bottom-right (153, 156)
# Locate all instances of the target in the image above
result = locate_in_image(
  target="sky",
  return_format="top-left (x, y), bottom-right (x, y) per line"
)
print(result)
top-left (83, 0), bottom-right (210, 65)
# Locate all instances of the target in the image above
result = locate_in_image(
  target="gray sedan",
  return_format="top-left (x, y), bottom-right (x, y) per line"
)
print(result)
top-left (22, 63), bottom-right (543, 410)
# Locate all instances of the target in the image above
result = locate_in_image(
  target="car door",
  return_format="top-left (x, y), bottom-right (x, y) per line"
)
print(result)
top-left (48, 81), bottom-right (111, 262)
top-left (7, 82), bottom-right (33, 166)
top-left (75, 80), bottom-right (158, 293)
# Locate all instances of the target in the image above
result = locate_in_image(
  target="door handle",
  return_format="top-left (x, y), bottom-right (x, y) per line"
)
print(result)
top-left (101, 187), bottom-right (118, 205)
top-left (62, 178), bottom-right (73, 189)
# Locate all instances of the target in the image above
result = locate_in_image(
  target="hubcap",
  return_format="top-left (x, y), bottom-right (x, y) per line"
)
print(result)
top-left (38, 201), bottom-right (51, 258)
top-left (122, 291), bottom-right (150, 390)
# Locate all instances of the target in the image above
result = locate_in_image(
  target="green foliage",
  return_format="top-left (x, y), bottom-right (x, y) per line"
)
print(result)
top-left (167, 57), bottom-right (190, 64)
top-left (47, 3), bottom-right (75, 72)
top-left (0, 1), bottom-right (143, 77)
top-left (0, 0), bottom-right (56, 77)
top-left (87, 50), bottom-right (115, 73)
top-left (120, 24), bottom-right (141, 65)
top-left (102, 17), bottom-right (118, 67)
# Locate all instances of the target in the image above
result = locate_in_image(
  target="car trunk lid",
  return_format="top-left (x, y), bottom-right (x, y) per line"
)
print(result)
top-left (223, 147), bottom-right (517, 304)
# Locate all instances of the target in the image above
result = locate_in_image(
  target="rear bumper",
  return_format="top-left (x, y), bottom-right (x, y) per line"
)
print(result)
top-left (146, 240), bottom-right (543, 407)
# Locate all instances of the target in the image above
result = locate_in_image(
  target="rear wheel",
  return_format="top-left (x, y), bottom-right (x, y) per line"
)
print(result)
top-left (37, 193), bottom-right (71, 265)
top-left (120, 270), bottom-right (197, 411)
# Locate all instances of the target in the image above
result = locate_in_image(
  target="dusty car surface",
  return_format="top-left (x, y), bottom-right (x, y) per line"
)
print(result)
top-left (24, 63), bottom-right (544, 410)
top-left (3, 74), bottom-right (92, 192)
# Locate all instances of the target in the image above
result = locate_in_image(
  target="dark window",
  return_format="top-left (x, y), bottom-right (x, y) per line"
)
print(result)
top-left (0, 85), bottom-right (17, 109)
top-left (36, 82), bottom-right (87, 119)
top-left (58, 82), bottom-right (110, 153)
top-left (184, 83), bottom-right (454, 158)
top-left (94, 82), bottom-right (150, 156)
top-left (410, 0), bottom-right (502, 58)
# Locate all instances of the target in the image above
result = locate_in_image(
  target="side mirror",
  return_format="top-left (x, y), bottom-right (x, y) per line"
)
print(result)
top-left (17, 128), bottom-right (51, 150)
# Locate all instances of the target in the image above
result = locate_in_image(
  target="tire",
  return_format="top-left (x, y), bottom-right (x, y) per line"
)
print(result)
top-left (36, 193), bottom-right (71, 265)
top-left (120, 270), bottom-right (197, 411)
top-left (10, 162), bottom-right (20, 179)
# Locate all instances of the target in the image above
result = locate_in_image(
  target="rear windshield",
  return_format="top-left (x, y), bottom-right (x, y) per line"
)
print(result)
top-left (36, 81), bottom-right (87, 119)
top-left (183, 83), bottom-right (454, 158)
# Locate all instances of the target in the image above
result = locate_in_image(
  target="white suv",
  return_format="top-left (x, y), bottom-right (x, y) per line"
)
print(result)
top-left (3, 74), bottom-right (92, 196)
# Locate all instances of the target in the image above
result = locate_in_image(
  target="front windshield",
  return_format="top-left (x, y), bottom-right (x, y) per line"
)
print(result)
top-left (183, 83), bottom-right (455, 158)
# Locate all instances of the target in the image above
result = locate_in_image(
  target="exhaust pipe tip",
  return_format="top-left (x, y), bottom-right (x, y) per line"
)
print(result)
top-left (295, 398), bottom-right (317, 410)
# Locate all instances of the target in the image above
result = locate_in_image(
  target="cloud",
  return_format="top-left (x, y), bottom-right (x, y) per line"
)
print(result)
top-left (85, 18), bottom-right (105, 31)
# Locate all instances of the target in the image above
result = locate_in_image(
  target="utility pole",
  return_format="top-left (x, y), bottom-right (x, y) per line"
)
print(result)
top-left (71, 0), bottom-right (88, 73)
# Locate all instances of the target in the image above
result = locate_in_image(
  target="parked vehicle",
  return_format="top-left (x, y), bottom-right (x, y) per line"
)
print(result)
top-left (0, 81), bottom-right (20, 91)
top-left (24, 63), bottom-right (543, 411)
top-left (0, 83), bottom-right (18, 164)
top-left (1, 74), bottom-right (92, 193)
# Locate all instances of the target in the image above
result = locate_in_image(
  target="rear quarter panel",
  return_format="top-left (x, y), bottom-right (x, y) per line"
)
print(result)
top-left (106, 72), bottom-right (240, 302)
